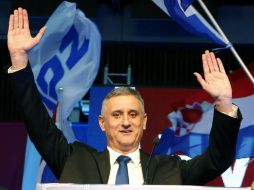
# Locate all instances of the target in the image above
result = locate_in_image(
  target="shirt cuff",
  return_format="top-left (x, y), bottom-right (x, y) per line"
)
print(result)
top-left (217, 104), bottom-right (238, 118)
top-left (7, 66), bottom-right (26, 73)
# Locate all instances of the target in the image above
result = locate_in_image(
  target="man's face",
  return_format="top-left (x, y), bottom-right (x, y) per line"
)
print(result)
top-left (99, 95), bottom-right (147, 154)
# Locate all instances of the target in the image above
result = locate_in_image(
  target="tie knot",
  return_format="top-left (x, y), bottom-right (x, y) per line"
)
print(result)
top-left (117, 155), bottom-right (131, 164)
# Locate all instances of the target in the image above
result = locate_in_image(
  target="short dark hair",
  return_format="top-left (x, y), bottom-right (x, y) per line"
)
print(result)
top-left (101, 87), bottom-right (145, 115)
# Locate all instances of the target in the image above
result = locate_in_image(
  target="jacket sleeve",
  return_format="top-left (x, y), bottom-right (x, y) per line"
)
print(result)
top-left (180, 108), bottom-right (242, 185)
top-left (8, 65), bottom-right (73, 179)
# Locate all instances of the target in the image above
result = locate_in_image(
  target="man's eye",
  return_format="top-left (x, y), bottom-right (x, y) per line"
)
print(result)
top-left (130, 112), bottom-right (137, 118)
top-left (112, 113), bottom-right (120, 118)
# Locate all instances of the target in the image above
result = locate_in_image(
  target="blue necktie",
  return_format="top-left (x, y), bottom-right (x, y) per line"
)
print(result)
top-left (115, 155), bottom-right (131, 184)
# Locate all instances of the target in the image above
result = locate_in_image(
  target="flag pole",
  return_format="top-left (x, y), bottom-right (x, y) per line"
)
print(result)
top-left (57, 87), bottom-right (76, 143)
top-left (58, 87), bottom-right (63, 130)
top-left (197, 0), bottom-right (254, 85)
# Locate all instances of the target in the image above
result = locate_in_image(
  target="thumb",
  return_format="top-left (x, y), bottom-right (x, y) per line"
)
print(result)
top-left (33, 26), bottom-right (47, 45)
top-left (193, 72), bottom-right (206, 88)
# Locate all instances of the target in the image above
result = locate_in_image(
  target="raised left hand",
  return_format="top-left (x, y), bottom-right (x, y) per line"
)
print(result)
top-left (194, 50), bottom-right (233, 112)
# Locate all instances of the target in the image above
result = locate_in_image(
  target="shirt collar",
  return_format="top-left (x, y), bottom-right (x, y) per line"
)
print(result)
top-left (107, 146), bottom-right (141, 167)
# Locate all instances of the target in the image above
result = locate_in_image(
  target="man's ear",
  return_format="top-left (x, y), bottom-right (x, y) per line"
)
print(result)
top-left (98, 115), bottom-right (106, 131)
top-left (143, 113), bottom-right (147, 130)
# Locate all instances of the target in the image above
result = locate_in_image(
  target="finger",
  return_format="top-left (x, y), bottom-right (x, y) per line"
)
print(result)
top-left (202, 52), bottom-right (209, 79)
top-left (210, 52), bottom-right (219, 72)
top-left (14, 9), bottom-right (18, 30)
top-left (8, 14), bottom-right (14, 32)
top-left (205, 50), bottom-right (215, 72)
top-left (23, 9), bottom-right (29, 30)
top-left (217, 58), bottom-right (226, 74)
top-left (18, 7), bottom-right (23, 29)
top-left (34, 26), bottom-right (47, 44)
top-left (194, 72), bottom-right (207, 89)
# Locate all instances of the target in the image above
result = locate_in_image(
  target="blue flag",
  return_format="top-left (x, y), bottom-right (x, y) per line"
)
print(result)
top-left (152, 0), bottom-right (229, 47)
top-left (22, 1), bottom-right (101, 189)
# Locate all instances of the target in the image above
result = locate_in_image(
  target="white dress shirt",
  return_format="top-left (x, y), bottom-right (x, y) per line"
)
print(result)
top-left (107, 146), bottom-right (144, 185)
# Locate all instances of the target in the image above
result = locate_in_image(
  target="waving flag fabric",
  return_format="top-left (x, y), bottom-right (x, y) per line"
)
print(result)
top-left (154, 63), bottom-right (254, 159)
top-left (29, 1), bottom-right (101, 124)
top-left (151, 0), bottom-right (228, 47)
top-left (22, 1), bottom-right (101, 189)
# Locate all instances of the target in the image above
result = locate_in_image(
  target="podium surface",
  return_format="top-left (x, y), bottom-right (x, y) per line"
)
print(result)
top-left (37, 184), bottom-right (250, 190)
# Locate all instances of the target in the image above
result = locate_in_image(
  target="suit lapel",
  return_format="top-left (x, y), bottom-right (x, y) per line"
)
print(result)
top-left (93, 149), bottom-right (157, 184)
top-left (140, 150), bottom-right (149, 176)
top-left (93, 149), bottom-right (110, 184)
top-left (140, 150), bottom-right (157, 184)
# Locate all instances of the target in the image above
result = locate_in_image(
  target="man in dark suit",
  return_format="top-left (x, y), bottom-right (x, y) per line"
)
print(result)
top-left (7, 8), bottom-right (241, 185)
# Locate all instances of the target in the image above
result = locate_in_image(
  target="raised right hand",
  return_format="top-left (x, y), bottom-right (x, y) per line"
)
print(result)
top-left (7, 7), bottom-right (46, 70)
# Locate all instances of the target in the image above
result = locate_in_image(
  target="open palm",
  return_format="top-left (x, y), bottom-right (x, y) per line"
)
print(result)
top-left (7, 8), bottom-right (46, 69)
top-left (194, 50), bottom-right (232, 100)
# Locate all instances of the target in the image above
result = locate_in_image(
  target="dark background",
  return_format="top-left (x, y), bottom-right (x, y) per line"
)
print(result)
top-left (1, 0), bottom-right (254, 121)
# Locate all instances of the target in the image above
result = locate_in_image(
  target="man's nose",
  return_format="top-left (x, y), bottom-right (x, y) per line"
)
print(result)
top-left (122, 115), bottom-right (131, 128)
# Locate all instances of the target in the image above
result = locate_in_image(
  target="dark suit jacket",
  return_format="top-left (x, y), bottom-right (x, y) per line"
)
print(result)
top-left (9, 66), bottom-right (242, 185)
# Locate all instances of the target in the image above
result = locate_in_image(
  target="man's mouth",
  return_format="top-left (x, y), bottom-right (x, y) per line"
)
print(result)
top-left (119, 130), bottom-right (132, 134)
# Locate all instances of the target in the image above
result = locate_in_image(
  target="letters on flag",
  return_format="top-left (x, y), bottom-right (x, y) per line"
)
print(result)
top-left (29, 1), bottom-right (101, 126)
top-left (22, 1), bottom-right (101, 188)
top-left (151, 0), bottom-right (228, 47)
